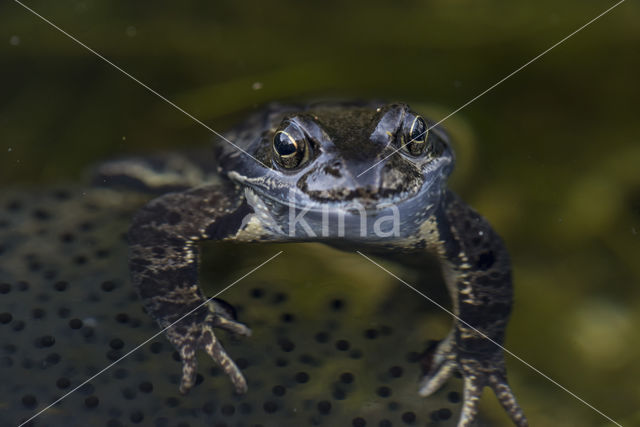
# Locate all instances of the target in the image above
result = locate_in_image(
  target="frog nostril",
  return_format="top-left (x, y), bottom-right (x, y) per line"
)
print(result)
top-left (324, 164), bottom-right (342, 178)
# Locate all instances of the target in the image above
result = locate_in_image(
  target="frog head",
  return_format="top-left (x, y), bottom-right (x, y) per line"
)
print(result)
top-left (222, 102), bottom-right (454, 241)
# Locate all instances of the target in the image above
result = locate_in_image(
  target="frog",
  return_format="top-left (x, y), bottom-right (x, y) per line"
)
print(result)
top-left (99, 101), bottom-right (528, 427)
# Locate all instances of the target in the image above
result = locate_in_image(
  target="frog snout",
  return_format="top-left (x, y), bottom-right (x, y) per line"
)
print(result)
top-left (299, 161), bottom-right (393, 202)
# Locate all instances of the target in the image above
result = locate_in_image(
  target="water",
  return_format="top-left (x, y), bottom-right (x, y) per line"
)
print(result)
top-left (1, 1), bottom-right (639, 426)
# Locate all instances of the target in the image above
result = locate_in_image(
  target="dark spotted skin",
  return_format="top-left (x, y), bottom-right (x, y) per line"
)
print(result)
top-left (422, 191), bottom-right (525, 426)
top-left (128, 181), bottom-right (253, 393)
top-left (103, 102), bottom-right (528, 426)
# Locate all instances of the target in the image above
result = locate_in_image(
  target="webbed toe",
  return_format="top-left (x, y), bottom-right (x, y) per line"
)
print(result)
top-left (418, 334), bottom-right (457, 397)
top-left (168, 304), bottom-right (252, 395)
top-left (456, 355), bottom-right (528, 427)
top-left (418, 333), bottom-right (527, 427)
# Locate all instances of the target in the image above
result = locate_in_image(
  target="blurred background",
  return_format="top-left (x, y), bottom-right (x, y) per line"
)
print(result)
top-left (1, 0), bottom-right (639, 426)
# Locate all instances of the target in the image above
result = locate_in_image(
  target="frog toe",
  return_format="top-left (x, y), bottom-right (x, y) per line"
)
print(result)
top-left (172, 313), bottom-right (249, 394)
top-left (199, 320), bottom-right (249, 394)
top-left (418, 334), bottom-right (457, 397)
top-left (457, 357), bottom-right (528, 427)
top-left (457, 375), bottom-right (483, 427)
top-left (418, 357), bottom-right (456, 397)
top-left (210, 298), bottom-right (253, 336)
top-left (177, 346), bottom-right (198, 394)
top-left (204, 336), bottom-right (248, 394)
top-left (211, 314), bottom-right (252, 337)
top-left (489, 373), bottom-right (528, 426)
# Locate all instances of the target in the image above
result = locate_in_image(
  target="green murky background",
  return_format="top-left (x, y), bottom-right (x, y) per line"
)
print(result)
top-left (1, 1), bottom-right (639, 426)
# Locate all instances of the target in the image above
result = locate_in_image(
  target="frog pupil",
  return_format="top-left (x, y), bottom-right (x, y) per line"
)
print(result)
top-left (274, 131), bottom-right (297, 156)
top-left (410, 117), bottom-right (427, 142)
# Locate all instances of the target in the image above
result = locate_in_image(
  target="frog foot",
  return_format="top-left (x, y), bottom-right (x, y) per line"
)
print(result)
top-left (418, 336), bottom-right (528, 427)
top-left (165, 299), bottom-right (252, 395)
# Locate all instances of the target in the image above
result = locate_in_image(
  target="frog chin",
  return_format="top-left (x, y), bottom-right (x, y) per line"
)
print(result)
top-left (228, 169), bottom-right (444, 236)
top-left (241, 183), bottom-right (441, 241)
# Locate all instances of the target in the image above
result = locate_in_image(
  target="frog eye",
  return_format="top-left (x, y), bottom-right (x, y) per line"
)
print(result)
top-left (401, 115), bottom-right (429, 156)
top-left (272, 122), bottom-right (308, 169)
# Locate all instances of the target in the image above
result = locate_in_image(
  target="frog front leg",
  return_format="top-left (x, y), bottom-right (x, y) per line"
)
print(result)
top-left (419, 191), bottom-right (528, 427)
top-left (128, 181), bottom-right (254, 394)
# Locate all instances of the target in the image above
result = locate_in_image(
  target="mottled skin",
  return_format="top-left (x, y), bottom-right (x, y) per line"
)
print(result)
top-left (100, 102), bottom-right (527, 426)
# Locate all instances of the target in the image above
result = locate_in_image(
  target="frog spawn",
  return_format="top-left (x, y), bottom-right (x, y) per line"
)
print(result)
top-left (0, 187), bottom-right (463, 426)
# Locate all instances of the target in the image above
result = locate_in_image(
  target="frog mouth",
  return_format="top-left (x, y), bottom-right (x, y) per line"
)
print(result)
top-left (297, 185), bottom-right (422, 206)
top-left (241, 180), bottom-right (430, 216)
top-left (228, 170), bottom-right (442, 217)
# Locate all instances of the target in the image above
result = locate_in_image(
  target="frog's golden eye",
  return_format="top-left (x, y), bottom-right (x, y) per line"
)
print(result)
top-left (272, 122), bottom-right (307, 169)
top-left (402, 115), bottom-right (429, 156)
